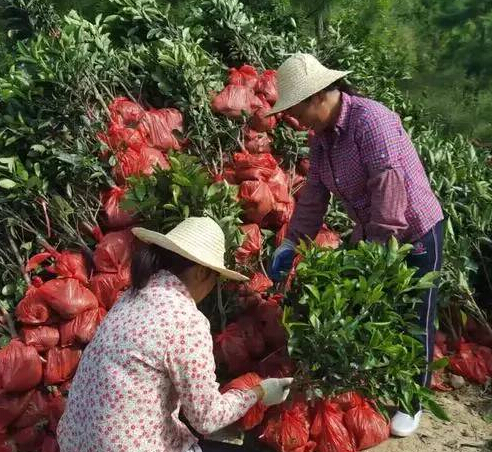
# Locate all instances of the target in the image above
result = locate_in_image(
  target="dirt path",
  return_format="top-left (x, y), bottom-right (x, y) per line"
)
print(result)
top-left (373, 386), bottom-right (492, 452)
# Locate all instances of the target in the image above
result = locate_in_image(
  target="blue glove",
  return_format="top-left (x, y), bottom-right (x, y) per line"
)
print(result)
top-left (269, 239), bottom-right (296, 282)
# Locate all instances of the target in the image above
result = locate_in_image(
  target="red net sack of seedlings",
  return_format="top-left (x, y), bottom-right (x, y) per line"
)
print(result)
top-left (344, 399), bottom-right (390, 450)
top-left (213, 323), bottom-right (252, 376)
top-left (137, 108), bottom-right (184, 151)
top-left (100, 186), bottom-right (135, 230)
top-left (237, 315), bottom-right (266, 359)
top-left (108, 97), bottom-right (145, 126)
top-left (283, 114), bottom-right (307, 131)
top-left (250, 95), bottom-right (277, 132)
top-left (212, 85), bottom-right (263, 119)
top-left (41, 436), bottom-right (60, 452)
top-left (50, 251), bottom-right (88, 285)
top-left (244, 128), bottom-right (273, 154)
top-left (235, 224), bottom-right (262, 264)
top-left (221, 372), bottom-right (267, 430)
top-left (0, 339), bottom-right (42, 393)
top-left (267, 168), bottom-right (291, 204)
top-left (12, 425), bottom-right (46, 452)
top-left (20, 326), bottom-right (59, 353)
top-left (435, 330), bottom-right (449, 355)
top-left (255, 69), bottom-right (278, 105)
top-left (263, 198), bottom-right (295, 230)
top-left (275, 223), bottom-right (289, 247)
top-left (228, 65), bottom-right (259, 89)
top-left (297, 158), bottom-right (310, 177)
top-left (234, 152), bottom-right (278, 182)
top-left (246, 272), bottom-right (273, 294)
top-left (90, 268), bottom-right (131, 310)
top-left (59, 307), bottom-right (107, 347)
top-left (111, 148), bottom-right (148, 184)
top-left (254, 298), bottom-right (287, 350)
top-left (311, 400), bottom-right (356, 452)
top-left (449, 339), bottom-right (488, 384)
top-left (260, 401), bottom-right (316, 452)
top-left (44, 347), bottom-right (82, 385)
top-left (15, 286), bottom-right (51, 325)
top-left (105, 123), bottom-right (145, 153)
top-left (0, 390), bottom-right (34, 429)
top-left (38, 278), bottom-right (98, 319)
top-left (256, 349), bottom-right (295, 378)
top-left (25, 252), bottom-right (52, 271)
top-left (239, 181), bottom-right (275, 224)
top-left (46, 390), bottom-right (65, 434)
top-left (474, 345), bottom-right (492, 376)
top-left (431, 344), bottom-right (452, 391)
top-left (12, 390), bottom-right (49, 429)
top-left (330, 392), bottom-right (364, 412)
top-left (316, 225), bottom-right (341, 249)
top-left (93, 229), bottom-right (134, 274)
top-left (140, 146), bottom-right (170, 171)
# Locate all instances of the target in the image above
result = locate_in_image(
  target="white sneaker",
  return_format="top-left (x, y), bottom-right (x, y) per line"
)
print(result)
top-left (390, 410), bottom-right (423, 437)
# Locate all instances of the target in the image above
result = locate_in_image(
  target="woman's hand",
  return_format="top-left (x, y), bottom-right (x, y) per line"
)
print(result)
top-left (255, 377), bottom-right (294, 406)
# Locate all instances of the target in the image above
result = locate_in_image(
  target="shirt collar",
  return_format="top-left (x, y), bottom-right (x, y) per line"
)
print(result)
top-left (334, 91), bottom-right (352, 133)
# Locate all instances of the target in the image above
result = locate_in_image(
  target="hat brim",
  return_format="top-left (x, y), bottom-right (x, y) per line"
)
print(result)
top-left (132, 227), bottom-right (249, 282)
top-left (267, 70), bottom-right (352, 116)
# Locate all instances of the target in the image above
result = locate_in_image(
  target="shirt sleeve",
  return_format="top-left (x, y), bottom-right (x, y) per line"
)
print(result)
top-left (356, 109), bottom-right (410, 242)
top-left (287, 142), bottom-right (330, 244)
top-left (165, 312), bottom-right (258, 435)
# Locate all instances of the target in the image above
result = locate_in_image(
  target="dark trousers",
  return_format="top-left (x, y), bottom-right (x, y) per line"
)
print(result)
top-left (406, 220), bottom-right (444, 391)
top-left (199, 440), bottom-right (250, 452)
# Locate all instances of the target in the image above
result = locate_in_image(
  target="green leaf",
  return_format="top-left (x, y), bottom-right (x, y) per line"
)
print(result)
top-left (425, 399), bottom-right (450, 422)
top-left (0, 179), bottom-right (17, 189)
top-left (429, 357), bottom-right (449, 370)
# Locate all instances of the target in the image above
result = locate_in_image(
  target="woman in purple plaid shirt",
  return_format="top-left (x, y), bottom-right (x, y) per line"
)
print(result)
top-left (268, 54), bottom-right (444, 437)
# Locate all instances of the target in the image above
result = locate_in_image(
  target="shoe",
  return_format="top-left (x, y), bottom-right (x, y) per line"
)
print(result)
top-left (390, 410), bottom-right (422, 437)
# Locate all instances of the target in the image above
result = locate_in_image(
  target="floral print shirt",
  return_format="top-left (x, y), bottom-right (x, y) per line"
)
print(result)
top-left (58, 270), bottom-right (257, 452)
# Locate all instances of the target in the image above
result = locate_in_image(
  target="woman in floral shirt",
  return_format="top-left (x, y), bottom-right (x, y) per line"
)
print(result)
top-left (58, 217), bottom-right (292, 452)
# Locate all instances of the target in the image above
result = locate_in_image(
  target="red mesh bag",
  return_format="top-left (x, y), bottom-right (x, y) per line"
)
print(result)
top-left (435, 330), bottom-right (448, 355)
top-left (213, 323), bottom-right (252, 376)
top-left (100, 186), bottom-right (135, 230)
top-left (15, 286), bottom-right (51, 325)
top-left (90, 268), bottom-right (131, 310)
top-left (93, 229), bottom-right (134, 274)
top-left (46, 390), bottom-right (66, 434)
top-left (237, 315), bottom-right (266, 358)
top-left (59, 307), bottom-right (107, 347)
top-left (263, 198), bottom-right (295, 230)
top-left (0, 390), bottom-right (34, 429)
top-left (254, 298), bottom-right (287, 350)
top-left (267, 168), bottom-right (291, 204)
top-left (260, 401), bottom-right (316, 452)
top-left (255, 69), bottom-right (278, 105)
top-left (41, 436), bottom-right (60, 452)
top-left (105, 123), bottom-right (145, 153)
top-left (311, 400), bottom-right (356, 452)
top-left (239, 181), bottom-right (275, 224)
top-left (38, 278), bottom-right (98, 319)
top-left (431, 344), bottom-right (452, 392)
top-left (12, 425), bottom-right (45, 452)
top-left (108, 97), bottom-right (145, 126)
top-left (221, 372), bottom-right (267, 430)
top-left (246, 272), bottom-right (273, 294)
top-left (0, 339), bottom-right (42, 393)
top-left (283, 114), bottom-right (307, 131)
top-left (12, 390), bottom-right (49, 429)
top-left (330, 392), bottom-right (363, 412)
top-left (449, 339), bottom-right (488, 384)
top-left (44, 347), bottom-right (82, 385)
top-left (20, 326), bottom-right (59, 353)
top-left (474, 345), bottom-right (492, 376)
top-left (256, 349), bottom-right (295, 378)
top-left (141, 146), bottom-right (170, 171)
top-left (112, 146), bottom-right (169, 184)
top-left (275, 223), bottom-right (289, 247)
top-left (250, 95), bottom-right (277, 132)
top-left (50, 251), bottom-right (88, 285)
top-left (212, 85), bottom-right (263, 118)
top-left (137, 108), bottom-right (184, 151)
top-left (235, 224), bottom-right (262, 264)
top-left (344, 399), bottom-right (390, 450)
top-left (228, 65), bottom-right (259, 89)
top-left (315, 225), bottom-right (341, 249)
top-left (244, 128), bottom-right (273, 154)
top-left (25, 252), bottom-right (52, 271)
top-left (234, 152), bottom-right (278, 182)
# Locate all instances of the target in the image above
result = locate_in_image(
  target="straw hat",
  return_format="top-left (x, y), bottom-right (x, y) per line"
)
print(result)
top-left (268, 53), bottom-right (351, 115)
top-left (132, 217), bottom-right (248, 282)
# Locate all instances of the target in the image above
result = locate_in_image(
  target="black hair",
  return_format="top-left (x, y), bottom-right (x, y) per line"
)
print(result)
top-left (131, 244), bottom-right (196, 291)
top-left (324, 78), bottom-right (363, 97)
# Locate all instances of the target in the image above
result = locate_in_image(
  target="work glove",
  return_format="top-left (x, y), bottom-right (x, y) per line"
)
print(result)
top-left (269, 239), bottom-right (296, 282)
top-left (260, 377), bottom-right (294, 406)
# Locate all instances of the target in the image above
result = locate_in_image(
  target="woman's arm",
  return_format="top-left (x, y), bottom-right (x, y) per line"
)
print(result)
top-left (165, 315), bottom-right (259, 435)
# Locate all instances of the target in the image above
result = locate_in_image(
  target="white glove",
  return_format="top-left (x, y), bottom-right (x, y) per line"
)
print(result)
top-left (259, 378), bottom-right (293, 406)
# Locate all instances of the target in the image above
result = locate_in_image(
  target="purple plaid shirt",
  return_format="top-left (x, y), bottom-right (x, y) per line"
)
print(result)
top-left (287, 92), bottom-right (443, 244)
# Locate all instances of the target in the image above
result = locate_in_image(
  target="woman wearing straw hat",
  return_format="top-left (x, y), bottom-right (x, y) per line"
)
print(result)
top-left (268, 54), bottom-right (444, 437)
top-left (58, 217), bottom-right (293, 452)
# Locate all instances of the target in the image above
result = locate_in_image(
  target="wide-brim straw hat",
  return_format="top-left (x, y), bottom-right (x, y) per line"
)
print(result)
top-left (132, 217), bottom-right (248, 282)
top-left (268, 53), bottom-right (351, 115)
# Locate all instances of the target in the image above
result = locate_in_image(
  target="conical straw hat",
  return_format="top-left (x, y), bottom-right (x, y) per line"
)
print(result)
top-left (268, 53), bottom-right (351, 115)
top-left (132, 217), bottom-right (248, 282)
